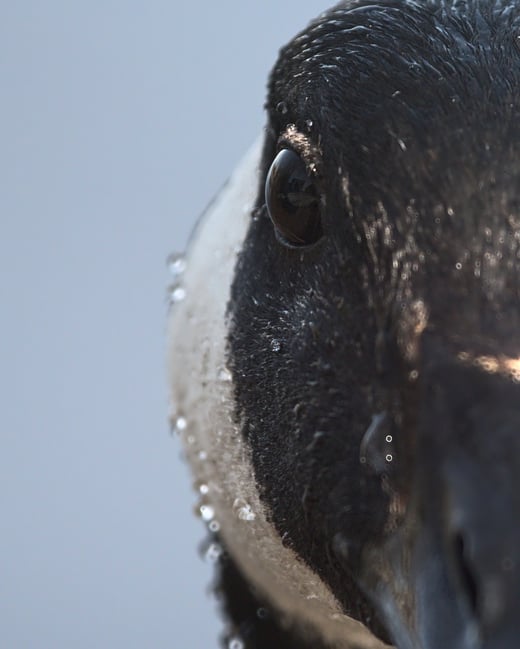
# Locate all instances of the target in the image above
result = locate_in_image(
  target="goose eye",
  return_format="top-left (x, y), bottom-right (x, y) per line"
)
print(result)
top-left (265, 149), bottom-right (322, 246)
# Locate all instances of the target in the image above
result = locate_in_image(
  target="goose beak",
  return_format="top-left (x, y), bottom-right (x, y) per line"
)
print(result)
top-left (363, 352), bottom-right (520, 649)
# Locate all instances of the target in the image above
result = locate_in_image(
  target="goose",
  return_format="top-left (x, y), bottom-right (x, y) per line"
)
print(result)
top-left (168, 1), bottom-right (520, 647)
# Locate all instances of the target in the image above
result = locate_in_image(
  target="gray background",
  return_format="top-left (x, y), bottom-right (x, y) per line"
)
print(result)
top-left (2, 2), bottom-right (325, 648)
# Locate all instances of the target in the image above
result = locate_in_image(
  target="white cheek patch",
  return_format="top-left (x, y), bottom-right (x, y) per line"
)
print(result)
top-left (167, 137), bottom-right (389, 649)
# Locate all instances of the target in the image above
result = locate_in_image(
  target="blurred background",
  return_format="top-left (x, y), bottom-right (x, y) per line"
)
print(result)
top-left (1, 2), bottom-right (325, 648)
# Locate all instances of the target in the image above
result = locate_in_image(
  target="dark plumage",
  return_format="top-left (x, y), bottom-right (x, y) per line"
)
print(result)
top-left (170, 2), bottom-right (520, 648)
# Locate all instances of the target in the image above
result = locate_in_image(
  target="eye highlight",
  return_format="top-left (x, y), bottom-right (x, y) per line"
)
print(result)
top-left (265, 148), bottom-right (323, 247)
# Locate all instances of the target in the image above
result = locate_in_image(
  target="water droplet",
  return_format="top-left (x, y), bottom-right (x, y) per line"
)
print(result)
top-left (204, 542), bottom-right (222, 563)
top-left (166, 252), bottom-right (187, 277)
top-left (172, 416), bottom-right (187, 435)
top-left (200, 504), bottom-right (215, 522)
top-left (233, 498), bottom-right (256, 521)
top-left (276, 101), bottom-right (288, 115)
top-left (270, 339), bottom-right (281, 353)
top-left (218, 366), bottom-right (232, 382)
top-left (239, 507), bottom-right (255, 521)
top-left (208, 520), bottom-right (220, 532)
top-left (360, 412), bottom-right (391, 473)
top-left (169, 285), bottom-right (186, 303)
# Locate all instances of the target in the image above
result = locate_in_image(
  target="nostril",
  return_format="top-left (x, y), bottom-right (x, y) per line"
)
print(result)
top-left (452, 530), bottom-right (479, 618)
